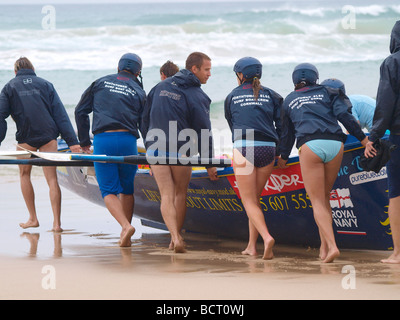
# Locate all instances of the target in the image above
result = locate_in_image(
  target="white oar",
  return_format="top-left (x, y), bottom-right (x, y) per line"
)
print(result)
top-left (0, 151), bottom-right (31, 159)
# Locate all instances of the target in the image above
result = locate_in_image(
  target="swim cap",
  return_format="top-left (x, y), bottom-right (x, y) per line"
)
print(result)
top-left (292, 63), bottom-right (319, 85)
top-left (118, 53), bottom-right (142, 75)
top-left (321, 78), bottom-right (346, 94)
top-left (234, 57), bottom-right (262, 79)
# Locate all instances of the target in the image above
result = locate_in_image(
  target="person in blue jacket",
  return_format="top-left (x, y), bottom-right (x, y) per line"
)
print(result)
top-left (278, 63), bottom-right (368, 263)
top-left (75, 53), bottom-right (146, 247)
top-left (0, 57), bottom-right (80, 232)
top-left (225, 57), bottom-right (282, 260)
top-left (365, 21), bottom-right (400, 264)
top-left (142, 52), bottom-right (218, 253)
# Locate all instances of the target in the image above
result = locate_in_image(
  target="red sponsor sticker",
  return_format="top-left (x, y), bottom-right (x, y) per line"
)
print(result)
top-left (227, 164), bottom-right (304, 198)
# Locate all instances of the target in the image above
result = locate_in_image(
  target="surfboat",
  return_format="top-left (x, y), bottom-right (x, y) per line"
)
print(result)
top-left (55, 135), bottom-right (393, 250)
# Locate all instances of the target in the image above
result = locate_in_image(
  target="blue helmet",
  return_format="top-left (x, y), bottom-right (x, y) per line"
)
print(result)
top-left (292, 63), bottom-right (319, 85)
top-left (118, 53), bottom-right (142, 75)
top-left (320, 78), bottom-right (346, 94)
top-left (234, 57), bottom-right (262, 79)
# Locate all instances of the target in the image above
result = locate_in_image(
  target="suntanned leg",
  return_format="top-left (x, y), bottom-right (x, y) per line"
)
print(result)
top-left (234, 151), bottom-right (275, 260)
top-left (103, 194), bottom-right (135, 247)
top-left (120, 193), bottom-right (134, 224)
top-left (242, 220), bottom-right (259, 256)
top-left (17, 144), bottom-right (39, 229)
top-left (151, 165), bottom-right (186, 253)
top-left (321, 145), bottom-right (343, 262)
top-left (300, 145), bottom-right (341, 263)
top-left (40, 140), bottom-right (63, 232)
top-left (381, 196), bottom-right (400, 263)
top-left (171, 165), bottom-right (192, 250)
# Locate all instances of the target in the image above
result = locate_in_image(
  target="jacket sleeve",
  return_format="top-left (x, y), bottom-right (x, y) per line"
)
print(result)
top-left (48, 84), bottom-right (79, 147)
top-left (224, 93), bottom-right (233, 132)
top-left (328, 87), bottom-right (366, 142)
top-left (75, 82), bottom-right (95, 147)
top-left (278, 101), bottom-right (296, 160)
top-left (271, 90), bottom-right (283, 155)
top-left (0, 86), bottom-right (10, 145)
top-left (189, 92), bottom-right (214, 158)
top-left (369, 58), bottom-right (400, 142)
top-left (140, 86), bottom-right (154, 142)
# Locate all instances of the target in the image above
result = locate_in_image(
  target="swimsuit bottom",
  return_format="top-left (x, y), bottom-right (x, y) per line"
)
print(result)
top-left (304, 139), bottom-right (343, 164)
top-left (387, 134), bottom-right (400, 198)
top-left (233, 140), bottom-right (276, 168)
top-left (93, 132), bottom-right (137, 198)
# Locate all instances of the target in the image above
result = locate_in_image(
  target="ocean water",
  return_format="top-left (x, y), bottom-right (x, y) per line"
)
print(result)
top-left (0, 0), bottom-right (398, 155)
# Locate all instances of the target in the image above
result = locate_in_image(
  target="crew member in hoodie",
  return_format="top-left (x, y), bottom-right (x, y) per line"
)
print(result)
top-left (142, 52), bottom-right (218, 253)
top-left (0, 57), bottom-right (80, 232)
top-left (224, 57), bottom-right (282, 260)
top-left (365, 21), bottom-right (400, 264)
top-left (278, 63), bottom-right (368, 263)
top-left (75, 53), bottom-right (146, 247)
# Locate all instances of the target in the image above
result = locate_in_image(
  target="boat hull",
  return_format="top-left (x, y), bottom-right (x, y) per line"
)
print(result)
top-left (57, 136), bottom-right (393, 250)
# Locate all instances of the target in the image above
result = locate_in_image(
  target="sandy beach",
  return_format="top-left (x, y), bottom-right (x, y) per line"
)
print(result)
top-left (1, 173), bottom-right (400, 301)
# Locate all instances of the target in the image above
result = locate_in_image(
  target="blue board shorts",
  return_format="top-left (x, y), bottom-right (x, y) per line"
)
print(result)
top-left (387, 134), bottom-right (400, 199)
top-left (233, 140), bottom-right (276, 168)
top-left (93, 132), bottom-right (138, 198)
top-left (305, 139), bottom-right (343, 163)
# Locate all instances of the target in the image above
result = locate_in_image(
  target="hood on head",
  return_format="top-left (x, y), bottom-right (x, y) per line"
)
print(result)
top-left (172, 69), bottom-right (201, 88)
top-left (390, 20), bottom-right (400, 54)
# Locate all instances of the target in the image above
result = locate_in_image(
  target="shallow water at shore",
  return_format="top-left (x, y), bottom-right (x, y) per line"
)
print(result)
top-left (1, 175), bottom-right (400, 300)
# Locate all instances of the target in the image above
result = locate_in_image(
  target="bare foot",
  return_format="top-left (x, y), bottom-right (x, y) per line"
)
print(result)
top-left (262, 237), bottom-right (275, 260)
top-left (52, 226), bottom-right (63, 233)
top-left (19, 220), bottom-right (39, 229)
top-left (174, 239), bottom-right (186, 253)
top-left (241, 248), bottom-right (257, 256)
top-left (119, 225), bottom-right (135, 247)
top-left (381, 253), bottom-right (400, 264)
top-left (322, 248), bottom-right (340, 263)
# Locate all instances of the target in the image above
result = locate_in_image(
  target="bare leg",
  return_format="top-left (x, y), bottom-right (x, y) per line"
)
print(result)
top-left (40, 140), bottom-right (63, 232)
top-left (103, 194), bottom-right (135, 247)
top-left (299, 144), bottom-right (342, 263)
top-left (17, 144), bottom-right (39, 229)
top-left (171, 165), bottom-right (192, 250)
top-left (120, 193), bottom-right (134, 224)
top-left (381, 196), bottom-right (400, 263)
top-left (151, 165), bottom-right (191, 253)
top-left (242, 220), bottom-right (259, 256)
top-left (234, 151), bottom-right (275, 260)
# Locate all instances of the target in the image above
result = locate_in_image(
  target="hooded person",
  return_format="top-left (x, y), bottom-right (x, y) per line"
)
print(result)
top-left (75, 53), bottom-right (146, 247)
top-left (278, 63), bottom-right (368, 263)
top-left (365, 20), bottom-right (400, 264)
top-left (141, 52), bottom-right (218, 253)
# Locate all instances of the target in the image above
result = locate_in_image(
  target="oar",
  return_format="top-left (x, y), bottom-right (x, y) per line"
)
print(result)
top-left (0, 150), bottom-right (31, 159)
top-left (18, 150), bottom-right (232, 167)
top-left (0, 158), bottom-right (94, 167)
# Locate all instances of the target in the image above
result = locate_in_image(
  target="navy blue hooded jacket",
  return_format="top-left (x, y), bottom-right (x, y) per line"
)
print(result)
top-left (280, 85), bottom-right (366, 160)
top-left (141, 69), bottom-right (213, 158)
top-left (75, 71), bottom-right (146, 147)
top-left (369, 20), bottom-right (400, 142)
top-left (0, 69), bottom-right (78, 147)
top-left (224, 81), bottom-right (282, 148)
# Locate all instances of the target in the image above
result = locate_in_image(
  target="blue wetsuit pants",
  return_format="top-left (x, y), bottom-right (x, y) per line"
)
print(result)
top-left (93, 132), bottom-right (138, 198)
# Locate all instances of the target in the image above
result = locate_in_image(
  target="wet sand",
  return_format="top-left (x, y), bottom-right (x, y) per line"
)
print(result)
top-left (1, 174), bottom-right (400, 300)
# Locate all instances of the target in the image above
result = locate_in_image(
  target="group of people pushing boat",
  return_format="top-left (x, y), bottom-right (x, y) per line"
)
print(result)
top-left (1, 21), bottom-right (400, 264)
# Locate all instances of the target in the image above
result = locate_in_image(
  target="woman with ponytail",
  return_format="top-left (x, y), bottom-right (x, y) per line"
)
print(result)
top-left (224, 57), bottom-right (283, 259)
